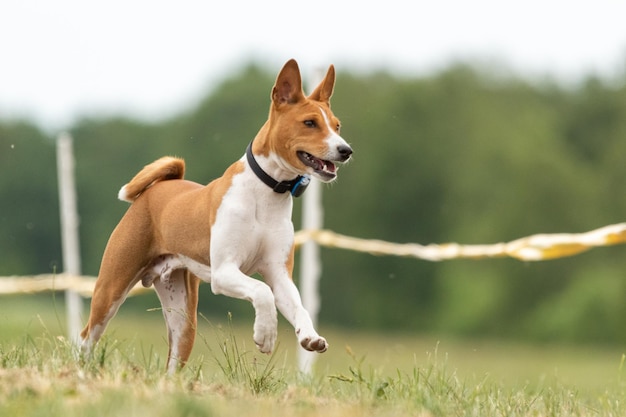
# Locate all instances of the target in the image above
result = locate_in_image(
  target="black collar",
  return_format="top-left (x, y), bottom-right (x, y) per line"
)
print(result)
top-left (245, 142), bottom-right (310, 197)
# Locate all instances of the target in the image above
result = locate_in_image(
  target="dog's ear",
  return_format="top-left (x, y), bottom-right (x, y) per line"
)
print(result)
top-left (308, 64), bottom-right (335, 104)
top-left (272, 59), bottom-right (305, 105)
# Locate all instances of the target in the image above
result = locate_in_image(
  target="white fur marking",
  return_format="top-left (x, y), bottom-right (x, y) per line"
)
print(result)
top-left (318, 106), bottom-right (349, 157)
top-left (80, 302), bottom-right (120, 357)
top-left (118, 185), bottom-right (131, 202)
top-left (153, 271), bottom-right (192, 375)
top-left (178, 255), bottom-right (212, 283)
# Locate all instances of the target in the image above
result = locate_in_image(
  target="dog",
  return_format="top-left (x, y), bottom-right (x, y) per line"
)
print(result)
top-left (80, 59), bottom-right (353, 373)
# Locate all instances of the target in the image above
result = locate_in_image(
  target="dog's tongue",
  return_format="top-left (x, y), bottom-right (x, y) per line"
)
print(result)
top-left (305, 152), bottom-right (337, 175)
top-left (313, 155), bottom-right (336, 174)
top-left (323, 160), bottom-right (337, 174)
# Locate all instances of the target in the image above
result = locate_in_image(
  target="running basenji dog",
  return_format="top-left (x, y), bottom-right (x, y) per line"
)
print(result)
top-left (80, 59), bottom-right (353, 373)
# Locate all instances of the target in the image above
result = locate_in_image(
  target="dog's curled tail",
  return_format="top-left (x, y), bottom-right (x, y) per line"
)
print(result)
top-left (118, 156), bottom-right (185, 203)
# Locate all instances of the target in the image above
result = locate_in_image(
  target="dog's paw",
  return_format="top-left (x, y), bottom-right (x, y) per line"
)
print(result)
top-left (299, 335), bottom-right (328, 353)
top-left (253, 314), bottom-right (278, 354)
top-left (254, 327), bottom-right (277, 354)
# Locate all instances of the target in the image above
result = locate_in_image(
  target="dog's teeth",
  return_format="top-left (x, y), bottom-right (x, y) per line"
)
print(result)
top-left (302, 152), bottom-right (337, 174)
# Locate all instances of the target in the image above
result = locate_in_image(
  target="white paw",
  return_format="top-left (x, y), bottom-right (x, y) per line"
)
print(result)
top-left (253, 313), bottom-right (278, 354)
top-left (80, 338), bottom-right (93, 359)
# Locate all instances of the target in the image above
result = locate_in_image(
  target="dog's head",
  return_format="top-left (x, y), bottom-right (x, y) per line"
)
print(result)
top-left (264, 59), bottom-right (352, 183)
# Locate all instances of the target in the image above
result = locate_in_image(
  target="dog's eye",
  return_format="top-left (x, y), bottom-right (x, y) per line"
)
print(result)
top-left (303, 120), bottom-right (317, 128)
top-left (336, 124), bottom-right (341, 133)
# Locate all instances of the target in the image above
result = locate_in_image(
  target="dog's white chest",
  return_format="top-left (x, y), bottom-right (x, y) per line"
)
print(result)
top-left (209, 162), bottom-right (295, 275)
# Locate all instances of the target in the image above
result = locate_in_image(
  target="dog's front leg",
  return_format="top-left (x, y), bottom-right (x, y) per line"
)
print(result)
top-left (210, 263), bottom-right (278, 353)
top-left (269, 275), bottom-right (328, 353)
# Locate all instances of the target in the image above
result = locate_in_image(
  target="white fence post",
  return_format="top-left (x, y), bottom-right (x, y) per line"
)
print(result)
top-left (298, 68), bottom-right (325, 374)
top-left (56, 132), bottom-right (83, 345)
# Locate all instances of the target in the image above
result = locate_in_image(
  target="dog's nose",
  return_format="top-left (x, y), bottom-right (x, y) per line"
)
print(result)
top-left (337, 144), bottom-right (353, 161)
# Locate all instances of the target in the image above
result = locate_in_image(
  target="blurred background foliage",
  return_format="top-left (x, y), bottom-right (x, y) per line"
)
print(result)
top-left (1, 62), bottom-right (625, 345)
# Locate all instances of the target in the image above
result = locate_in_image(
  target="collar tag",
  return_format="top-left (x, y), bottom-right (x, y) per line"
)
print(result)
top-left (290, 175), bottom-right (310, 197)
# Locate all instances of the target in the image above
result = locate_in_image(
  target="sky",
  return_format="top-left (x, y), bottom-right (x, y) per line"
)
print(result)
top-left (1, 0), bottom-right (625, 132)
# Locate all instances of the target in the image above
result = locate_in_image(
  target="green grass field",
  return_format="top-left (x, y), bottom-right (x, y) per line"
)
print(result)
top-left (1, 294), bottom-right (625, 416)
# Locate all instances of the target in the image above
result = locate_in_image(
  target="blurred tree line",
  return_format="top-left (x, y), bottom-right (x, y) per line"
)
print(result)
top-left (1, 62), bottom-right (625, 344)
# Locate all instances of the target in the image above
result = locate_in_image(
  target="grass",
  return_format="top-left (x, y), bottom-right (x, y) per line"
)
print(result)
top-left (1, 294), bottom-right (625, 416)
top-left (200, 312), bottom-right (286, 395)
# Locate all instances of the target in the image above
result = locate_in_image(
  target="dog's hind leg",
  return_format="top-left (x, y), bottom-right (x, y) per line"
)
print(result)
top-left (153, 268), bottom-right (199, 374)
top-left (80, 215), bottom-right (152, 360)
top-left (80, 271), bottom-right (139, 360)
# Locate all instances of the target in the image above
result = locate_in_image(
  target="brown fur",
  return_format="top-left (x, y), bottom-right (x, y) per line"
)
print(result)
top-left (81, 160), bottom-right (244, 368)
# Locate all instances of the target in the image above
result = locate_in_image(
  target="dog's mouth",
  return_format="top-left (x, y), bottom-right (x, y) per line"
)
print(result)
top-left (297, 151), bottom-right (337, 180)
